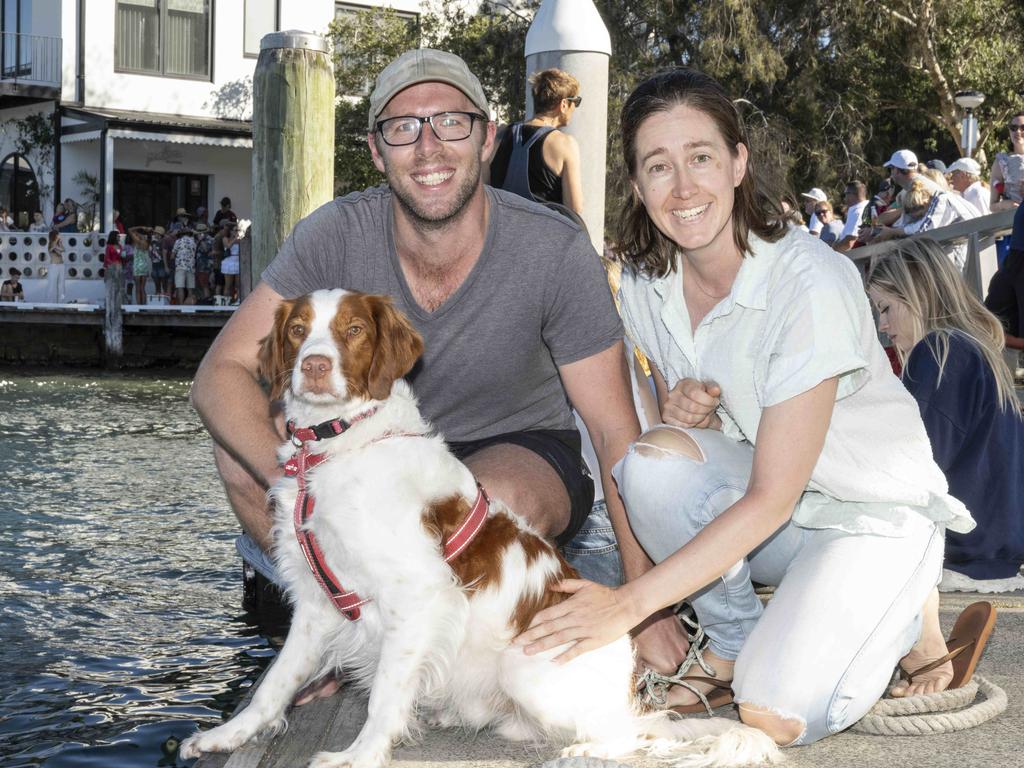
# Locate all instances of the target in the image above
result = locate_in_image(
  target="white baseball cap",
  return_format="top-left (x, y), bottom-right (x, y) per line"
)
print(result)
top-left (799, 187), bottom-right (827, 202)
top-left (946, 157), bottom-right (981, 176)
top-left (883, 149), bottom-right (919, 170)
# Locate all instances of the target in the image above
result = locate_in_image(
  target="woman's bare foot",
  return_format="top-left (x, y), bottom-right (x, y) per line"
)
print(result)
top-left (664, 648), bottom-right (735, 709)
top-left (890, 588), bottom-right (952, 697)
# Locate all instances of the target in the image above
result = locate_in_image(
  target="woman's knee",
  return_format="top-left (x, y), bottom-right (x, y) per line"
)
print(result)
top-left (738, 703), bottom-right (806, 746)
top-left (634, 426), bottom-right (704, 461)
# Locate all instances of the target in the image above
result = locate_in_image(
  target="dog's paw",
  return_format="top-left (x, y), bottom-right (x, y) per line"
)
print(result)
top-left (179, 728), bottom-right (246, 759)
top-left (561, 741), bottom-right (616, 759)
top-left (308, 747), bottom-right (389, 768)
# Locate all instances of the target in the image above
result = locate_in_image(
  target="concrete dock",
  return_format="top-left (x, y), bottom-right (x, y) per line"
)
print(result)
top-left (192, 590), bottom-right (1023, 768)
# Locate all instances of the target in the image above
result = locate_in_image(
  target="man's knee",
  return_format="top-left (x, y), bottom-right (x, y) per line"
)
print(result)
top-left (635, 426), bottom-right (704, 462)
top-left (463, 444), bottom-right (569, 539)
top-left (738, 703), bottom-right (805, 746)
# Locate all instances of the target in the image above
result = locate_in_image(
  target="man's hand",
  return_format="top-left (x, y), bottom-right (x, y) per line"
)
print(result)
top-left (632, 609), bottom-right (689, 674)
top-left (662, 378), bottom-right (722, 430)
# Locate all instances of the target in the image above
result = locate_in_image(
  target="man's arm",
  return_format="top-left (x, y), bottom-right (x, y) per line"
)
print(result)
top-left (190, 281), bottom-right (288, 545)
top-left (560, 341), bottom-right (690, 671)
top-left (553, 132), bottom-right (584, 216)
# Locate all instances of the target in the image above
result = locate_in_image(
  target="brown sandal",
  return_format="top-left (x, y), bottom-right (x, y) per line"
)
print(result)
top-left (901, 601), bottom-right (997, 689)
top-left (636, 619), bottom-right (734, 716)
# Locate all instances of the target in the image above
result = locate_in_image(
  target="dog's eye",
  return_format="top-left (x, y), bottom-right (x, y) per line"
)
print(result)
top-left (347, 325), bottom-right (363, 337)
top-left (289, 324), bottom-right (306, 338)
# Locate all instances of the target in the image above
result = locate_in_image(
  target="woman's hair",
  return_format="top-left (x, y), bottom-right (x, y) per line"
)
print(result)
top-left (920, 167), bottom-right (950, 191)
top-left (107, 230), bottom-right (121, 244)
top-left (867, 238), bottom-right (1021, 415)
top-left (902, 179), bottom-right (935, 221)
top-left (616, 68), bottom-right (786, 278)
top-left (47, 229), bottom-right (59, 247)
top-left (529, 68), bottom-right (580, 115)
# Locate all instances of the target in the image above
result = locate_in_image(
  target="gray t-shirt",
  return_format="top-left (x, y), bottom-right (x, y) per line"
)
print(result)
top-left (261, 185), bottom-right (623, 442)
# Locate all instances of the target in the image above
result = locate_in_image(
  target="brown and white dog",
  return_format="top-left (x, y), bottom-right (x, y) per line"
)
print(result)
top-left (180, 288), bottom-right (780, 768)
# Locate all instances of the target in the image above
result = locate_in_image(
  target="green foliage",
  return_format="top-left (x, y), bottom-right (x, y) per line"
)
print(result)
top-left (73, 170), bottom-right (100, 233)
top-left (2, 111), bottom-right (55, 200)
top-left (329, 0), bottom-right (1024, 220)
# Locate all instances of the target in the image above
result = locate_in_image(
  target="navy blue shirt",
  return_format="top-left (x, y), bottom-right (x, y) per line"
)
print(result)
top-left (903, 331), bottom-right (1024, 578)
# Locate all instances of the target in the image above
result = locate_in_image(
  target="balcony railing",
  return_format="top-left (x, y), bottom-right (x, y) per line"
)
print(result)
top-left (0, 32), bottom-right (61, 87)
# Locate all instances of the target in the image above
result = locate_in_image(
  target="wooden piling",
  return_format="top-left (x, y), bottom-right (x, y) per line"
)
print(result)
top-left (251, 32), bottom-right (335, 287)
top-left (103, 262), bottom-right (123, 365)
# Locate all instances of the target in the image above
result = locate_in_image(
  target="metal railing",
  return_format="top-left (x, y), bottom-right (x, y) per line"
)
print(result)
top-left (847, 208), bottom-right (1015, 299)
top-left (0, 32), bottom-right (61, 86)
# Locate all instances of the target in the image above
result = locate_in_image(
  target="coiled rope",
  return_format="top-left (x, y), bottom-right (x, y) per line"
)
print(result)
top-left (852, 674), bottom-right (1007, 735)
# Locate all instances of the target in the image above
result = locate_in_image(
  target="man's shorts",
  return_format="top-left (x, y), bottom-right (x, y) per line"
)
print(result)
top-left (447, 428), bottom-right (594, 547)
top-left (174, 268), bottom-right (195, 289)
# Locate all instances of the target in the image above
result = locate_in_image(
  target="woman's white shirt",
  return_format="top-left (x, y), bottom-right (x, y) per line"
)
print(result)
top-left (617, 226), bottom-right (974, 537)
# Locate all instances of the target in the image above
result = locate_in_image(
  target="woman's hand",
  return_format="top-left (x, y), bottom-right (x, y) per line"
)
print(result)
top-left (662, 378), bottom-right (722, 429)
top-left (513, 579), bottom-right (642, 664)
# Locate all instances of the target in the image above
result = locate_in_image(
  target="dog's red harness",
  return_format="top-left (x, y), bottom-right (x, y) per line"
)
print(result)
top-left (284, 413), bottom-right (490, 621)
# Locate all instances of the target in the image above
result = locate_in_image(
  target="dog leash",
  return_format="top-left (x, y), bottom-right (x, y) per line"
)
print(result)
top-left (284, 415), bottom-right (490, 621)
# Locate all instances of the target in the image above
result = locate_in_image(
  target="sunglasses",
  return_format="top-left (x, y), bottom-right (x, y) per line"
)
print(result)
top-left (1010, 124), bottom-right (1024, 133)
top-left (566, 96), bottom-right (582, 107)
top-left (814, 209), bottom-right (830, 216)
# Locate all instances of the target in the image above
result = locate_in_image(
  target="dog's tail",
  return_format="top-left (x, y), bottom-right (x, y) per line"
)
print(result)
top-left (634, 711), bottom-right (783, 767)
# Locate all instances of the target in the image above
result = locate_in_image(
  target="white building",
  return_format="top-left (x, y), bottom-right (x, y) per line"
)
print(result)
top-left (0, 0), bottom-right (418, 299)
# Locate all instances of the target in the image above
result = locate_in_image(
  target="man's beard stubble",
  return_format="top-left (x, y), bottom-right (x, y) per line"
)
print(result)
top-left (384, 152), bottom-right (483, 234)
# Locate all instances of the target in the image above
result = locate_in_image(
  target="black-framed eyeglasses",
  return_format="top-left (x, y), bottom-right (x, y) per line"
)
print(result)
top-left (1010, 124), bottom-right (1024, 133)
top-left (565, 96), bottom-right (582, 107)
top-left (375, 111), bottom-right (487, 146)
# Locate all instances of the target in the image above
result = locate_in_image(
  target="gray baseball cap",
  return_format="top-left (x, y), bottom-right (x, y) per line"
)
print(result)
top-left (368, 48), bottom-right (489, 132)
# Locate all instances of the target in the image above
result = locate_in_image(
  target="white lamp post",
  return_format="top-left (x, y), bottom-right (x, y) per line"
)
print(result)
top-left (955, 90), bottom-right (985, 158)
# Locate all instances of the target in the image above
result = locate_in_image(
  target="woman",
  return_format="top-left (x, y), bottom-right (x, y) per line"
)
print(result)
top-left (127, 226), bottom-right (154, 305)
top-left (517, 69), bottom-right (980, 746)
top-left (219, 221), bottom-right (240, 303)
top-left (489, 68), bottom-right (584, 217)
top-left (990, 111), bottom-right (1024, 212)
top-left (47, 229), bottom-right (65, 303)
top-left (868, 238), bottom-right (1024, 592)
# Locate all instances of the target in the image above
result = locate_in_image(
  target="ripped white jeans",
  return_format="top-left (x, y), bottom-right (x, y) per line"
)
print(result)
top-left (612, 425), bottom-right (943, 745)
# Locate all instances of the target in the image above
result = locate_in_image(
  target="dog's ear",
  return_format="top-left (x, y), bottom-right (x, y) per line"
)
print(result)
top-left (257, 299), bottom-right (296, 401)
top-left (366, 295), bottom-right (423, 401)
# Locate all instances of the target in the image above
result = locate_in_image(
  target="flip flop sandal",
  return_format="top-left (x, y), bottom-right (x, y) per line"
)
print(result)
top-left (666, 676), bottom-right (735, 715)
top-left (901, 601), bottom-right (997, 690)
top-left (637, 621), bottom-right (734, 716)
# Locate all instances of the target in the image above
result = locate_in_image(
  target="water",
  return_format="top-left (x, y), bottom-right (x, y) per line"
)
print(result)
top-left (0, 372), bottom-right (275, 768)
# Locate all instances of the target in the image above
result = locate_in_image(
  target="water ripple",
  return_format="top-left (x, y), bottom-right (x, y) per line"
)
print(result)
top-left (0, 371), bottom-right (273, 767)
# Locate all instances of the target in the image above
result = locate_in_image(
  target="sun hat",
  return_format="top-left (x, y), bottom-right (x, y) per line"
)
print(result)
top-left (883, 149), bottom-right (919, 170)
top-left (368, 48), bottom-right (489, 132)
top-left (947, 157), bottom-right (982, 176)
top-left (175, 207), bottom-right (188, 217)
top-left (799, 187), bottom-right (828, 202)
top-left (153, 225), bottom-right (166, 235)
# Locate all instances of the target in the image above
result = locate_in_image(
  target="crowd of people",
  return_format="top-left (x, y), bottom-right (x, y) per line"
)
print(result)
top-left (101, 197), bottom-right (243, 306)
top-left (188, 48), bottom-right (1021, 757)
top-left (0, 196), bottom-right (244, 305)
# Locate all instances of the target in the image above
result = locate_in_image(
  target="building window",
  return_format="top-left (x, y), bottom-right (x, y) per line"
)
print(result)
top-left (0, 153), bottom-right (39, 228)
top-left (1, 0), bottom-right (33, 78)
top-left (244, 0), bottom-right (278, 57)
top-left (115, 0), bottom-right (212, 80)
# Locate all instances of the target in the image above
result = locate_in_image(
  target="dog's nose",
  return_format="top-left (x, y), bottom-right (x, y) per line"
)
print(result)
top-left (301, 355), bottom-right (332, 380)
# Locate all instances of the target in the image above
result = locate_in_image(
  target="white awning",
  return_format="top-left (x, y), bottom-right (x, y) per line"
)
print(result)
top-left (61, 129), bottom-right (251, 148)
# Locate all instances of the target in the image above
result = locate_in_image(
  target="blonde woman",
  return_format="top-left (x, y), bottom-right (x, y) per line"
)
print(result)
top-left (868, 237), bottom-right (1024, 593)
top-left (46, 228), bottom-right (65, 303)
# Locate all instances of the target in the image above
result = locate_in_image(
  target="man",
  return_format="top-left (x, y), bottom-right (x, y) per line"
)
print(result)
top-left (947, 157), bottom-right (990, 216)
top-left (488, 68), bottom-right (584, 219)
top-left (814, 200), bottom-right (845, 246)
top-left (191, 49), bottom-right (688, 695)
top-left (834, 180), bottom-right (868, 252)
top-left (799, 187), bottom-right (827, 235)
top-left (1, 267), bottom-right (23, 301)
top-left (213, 197), bottom-right (237, 228)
